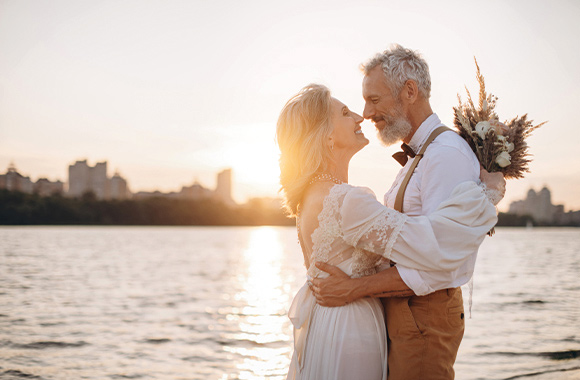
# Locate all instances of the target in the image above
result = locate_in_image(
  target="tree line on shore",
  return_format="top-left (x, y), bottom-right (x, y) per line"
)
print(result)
top-left (0, 190), bottom-right (294, 226)
top-left (1, 189), bottom-right (577, 227)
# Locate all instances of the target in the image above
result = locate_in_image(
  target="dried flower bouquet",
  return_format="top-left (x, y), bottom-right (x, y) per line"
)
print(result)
top-left (453, 59), bottom-right (545, 179)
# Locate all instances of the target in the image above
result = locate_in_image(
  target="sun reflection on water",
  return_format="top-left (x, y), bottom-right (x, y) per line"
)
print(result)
top-left (228, 227), bottom-right (293, 379)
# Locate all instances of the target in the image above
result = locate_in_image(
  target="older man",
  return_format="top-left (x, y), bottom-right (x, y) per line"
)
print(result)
top-left (311, 45), bottom-right (501, 379)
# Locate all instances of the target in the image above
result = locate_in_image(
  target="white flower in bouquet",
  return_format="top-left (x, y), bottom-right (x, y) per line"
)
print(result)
top-left (475, 121), bottom-right (491, 139)
top-left (495, 151), bottom-right (511, 168)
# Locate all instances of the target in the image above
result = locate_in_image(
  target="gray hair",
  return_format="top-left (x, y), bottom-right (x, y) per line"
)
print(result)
top-left (361, 44), bottom-right (431, 99)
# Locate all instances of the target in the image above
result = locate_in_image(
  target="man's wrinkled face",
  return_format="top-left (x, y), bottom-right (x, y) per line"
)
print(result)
top-left (362, 66), bottom-right (412, 146)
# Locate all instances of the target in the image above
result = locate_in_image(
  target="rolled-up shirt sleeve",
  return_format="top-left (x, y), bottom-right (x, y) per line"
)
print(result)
top-left (397, 257), bottom-right (478, 296)
top-left (395, 267), bottom-right (434, 296)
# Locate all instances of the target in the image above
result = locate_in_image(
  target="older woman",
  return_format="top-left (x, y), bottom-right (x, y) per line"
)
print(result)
top-left (276, 84), bottom-right (504, 380)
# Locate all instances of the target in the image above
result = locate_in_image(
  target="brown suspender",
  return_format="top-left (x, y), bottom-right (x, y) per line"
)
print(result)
top-left (393, 126), bottom-right (453, 213)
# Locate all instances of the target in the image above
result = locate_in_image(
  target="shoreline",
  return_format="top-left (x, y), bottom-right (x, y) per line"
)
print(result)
top-left (506, 368), bottom-right (580, 380)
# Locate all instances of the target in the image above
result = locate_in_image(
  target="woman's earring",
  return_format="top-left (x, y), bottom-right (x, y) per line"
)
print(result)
top-left (330, 141), bottom-right (334, 151)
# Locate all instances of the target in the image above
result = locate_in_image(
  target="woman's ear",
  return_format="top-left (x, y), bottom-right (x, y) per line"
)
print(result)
top-left (328, 136), bottom-right (335, 151)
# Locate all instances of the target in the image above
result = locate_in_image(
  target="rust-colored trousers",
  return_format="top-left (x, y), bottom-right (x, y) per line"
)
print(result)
top-left (382, 287), bottom-right (465, 380)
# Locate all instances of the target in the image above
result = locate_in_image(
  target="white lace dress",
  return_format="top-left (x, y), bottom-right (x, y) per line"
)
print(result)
top-left (286, 181), bottom-right (501, 380)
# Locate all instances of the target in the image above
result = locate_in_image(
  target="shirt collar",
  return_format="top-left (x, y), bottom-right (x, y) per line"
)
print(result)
top-left (408, 113), bottom-right (443, 153)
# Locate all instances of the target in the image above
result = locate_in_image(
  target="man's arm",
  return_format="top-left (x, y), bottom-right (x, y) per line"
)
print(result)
top-left (310, 262), bottom-right (415, 307)
top-left (393, 144), bottom-right (485, 294)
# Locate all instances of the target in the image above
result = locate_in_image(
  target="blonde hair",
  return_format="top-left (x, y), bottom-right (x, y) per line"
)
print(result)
top-left (276, 84), bottom-right (334, 217)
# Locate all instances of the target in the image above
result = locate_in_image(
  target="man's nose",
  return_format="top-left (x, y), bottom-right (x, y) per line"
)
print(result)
top-left (362, 104), bottom-right (373, 120)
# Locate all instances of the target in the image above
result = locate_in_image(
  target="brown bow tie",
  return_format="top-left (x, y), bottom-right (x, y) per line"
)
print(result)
top-left (392, 143), bottom-right (416, 166)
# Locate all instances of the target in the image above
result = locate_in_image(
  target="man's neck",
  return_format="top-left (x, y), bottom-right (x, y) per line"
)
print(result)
top-left (403, 104), bottom-right (433, 144)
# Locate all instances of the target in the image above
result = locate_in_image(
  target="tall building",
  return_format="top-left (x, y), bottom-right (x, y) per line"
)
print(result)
top-left (0, 163), bottom-right (34, 194)
top-left (215, 169), bottom-right (234, 205)
top-left (68, 160), bottom-right (108, 199)
top-left (68, 160), bottom-right (130, 200)
top-left (509, 186), bottom-right (564, 223)
top-left (91, 162), bottom-right (108, 199)
top-left (109, 172), bottom-right (130, 200)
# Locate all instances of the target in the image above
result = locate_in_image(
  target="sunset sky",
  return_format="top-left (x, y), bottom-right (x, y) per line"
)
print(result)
top-left (1, 0), bottom-right (579, 211)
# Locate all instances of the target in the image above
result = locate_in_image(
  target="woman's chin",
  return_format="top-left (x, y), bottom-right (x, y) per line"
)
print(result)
top-left (354, 139), bottom-right (369, 153)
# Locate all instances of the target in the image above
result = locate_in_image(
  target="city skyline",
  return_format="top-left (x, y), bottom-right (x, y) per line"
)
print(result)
top-left (0, 159), bottom-right (236, 203)
top-left (2, 160), bottom-right (578, 216)
top-left (508, 185), bottom-right (580, 225)
top-left (1, 1), bottom-right (579, 210)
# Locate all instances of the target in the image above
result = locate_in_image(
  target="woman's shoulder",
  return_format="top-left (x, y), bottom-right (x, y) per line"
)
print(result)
top-left (303, 183), bottom-right (378, 213)
top-left (339, 185), bottom-right (385, 218)
top-left (339, 184), bottom-right (393, 233)
top-left (314, 183), bottom-right (378, 206)
top-left (301, 183), bottom-right (346, 217)
top-left (336, 184), bottom-right (377, 200)
top-left (345, 184), bottom-right (375, 195)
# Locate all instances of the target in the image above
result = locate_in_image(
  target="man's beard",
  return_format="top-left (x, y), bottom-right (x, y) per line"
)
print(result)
top-left (377, 113), bottom-right (413, 146)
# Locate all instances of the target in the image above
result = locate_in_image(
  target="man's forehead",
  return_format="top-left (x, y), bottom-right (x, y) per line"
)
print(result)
top-left (363, 70), bottom-right (388, 95)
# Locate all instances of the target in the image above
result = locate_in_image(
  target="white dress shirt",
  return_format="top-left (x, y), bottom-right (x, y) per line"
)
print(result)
top-left (385, 113), bottom-right (482, 295)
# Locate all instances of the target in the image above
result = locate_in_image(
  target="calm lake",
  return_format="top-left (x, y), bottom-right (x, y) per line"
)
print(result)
top-left (1, 226), bottom-right (579, 380)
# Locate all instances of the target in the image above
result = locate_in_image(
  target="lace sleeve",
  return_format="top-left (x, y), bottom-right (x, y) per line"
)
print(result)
top-left (339, 187), bottom-right (407, 261)
top-left (480, 181), bottom-right (504, 206)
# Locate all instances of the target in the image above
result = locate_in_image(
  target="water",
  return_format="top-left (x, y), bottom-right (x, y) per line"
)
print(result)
top-left (0, 226), bottom-right (579, 380)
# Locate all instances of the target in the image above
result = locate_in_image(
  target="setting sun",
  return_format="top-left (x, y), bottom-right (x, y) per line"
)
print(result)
top-left (215, 123), bottom-right (282, 201)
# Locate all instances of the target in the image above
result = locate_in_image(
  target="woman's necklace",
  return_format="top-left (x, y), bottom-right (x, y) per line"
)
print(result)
top-left (308, 173), bottom-right (344, 186)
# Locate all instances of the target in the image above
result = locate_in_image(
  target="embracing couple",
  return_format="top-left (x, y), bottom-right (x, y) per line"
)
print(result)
top-left (276, 45), bottom-right (506, 380)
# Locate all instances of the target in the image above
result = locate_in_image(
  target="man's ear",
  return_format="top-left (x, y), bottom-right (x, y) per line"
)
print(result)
top-left (401, 79), bottom-right (419, 105)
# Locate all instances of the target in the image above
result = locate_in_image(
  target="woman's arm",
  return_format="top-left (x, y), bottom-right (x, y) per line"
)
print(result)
top-left (341, 179), bottom-right (502, 272)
